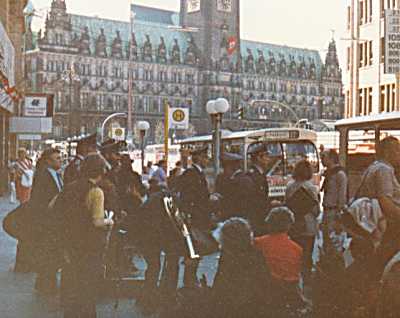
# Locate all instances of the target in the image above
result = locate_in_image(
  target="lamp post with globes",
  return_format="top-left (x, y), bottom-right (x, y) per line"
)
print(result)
top-left (206, 98), bottom-right (230, 177)
top-left (137, 121), bottom-right (150, 173)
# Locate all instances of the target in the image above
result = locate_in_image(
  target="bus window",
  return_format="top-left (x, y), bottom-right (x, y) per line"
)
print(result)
top-left (283, 142), bottom-right (319, 175)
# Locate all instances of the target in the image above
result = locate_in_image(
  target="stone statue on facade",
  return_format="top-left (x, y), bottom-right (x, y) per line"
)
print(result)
top-left (185, 35), bottom-right (198, 65)
top-left (268, 51), bottom-right (276, 76)
top-left (157, 36), bottom-right (167, 63)
top-left (95, 28), bottom-right (107, 57)
top-left (236, 54), bottom-right (243, 73)
top-left (298, 56), bottom-right (307, 79)
top-left (245, 48), bottom-right (255, 73)
top-left (111, 30), bottom-right (123, 59)
top-left (308, 57), bottom-right (316, 80)
top-left (278, 53), bottom-right (287, 77)
top-left (256, 49), bottom-right (266, 75)
top-left (79, 26), bottom-right (91, 55)
top-left (128, 32), bottom-right (138, 60)
top-left (288, 55), bottom-right (297, 78)
top-left (171, 38), bottom-right (181, 64)
top-left (142, 34), bottom-right (153, 62)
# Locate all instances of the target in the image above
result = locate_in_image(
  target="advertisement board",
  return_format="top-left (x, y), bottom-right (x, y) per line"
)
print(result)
top-left (385, 9), bottom-right (400, 74)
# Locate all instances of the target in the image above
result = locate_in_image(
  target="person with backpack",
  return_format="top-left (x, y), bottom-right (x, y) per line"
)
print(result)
top-left (60, 154), bottom-right (113, 318)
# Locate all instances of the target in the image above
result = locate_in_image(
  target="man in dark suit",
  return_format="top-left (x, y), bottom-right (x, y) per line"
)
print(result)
top-left (177, 147), bottom-right (211, 230)
top-left (175, 147), bottom-right (211, 287)
top-left (215, 152), bottom-right (245, 220)
top-left (64, 133), bottom-right (97, 185)
top-left (242, 143), bottom-right (272, 235)
top-left (30, 148), bottom-right (64, 294)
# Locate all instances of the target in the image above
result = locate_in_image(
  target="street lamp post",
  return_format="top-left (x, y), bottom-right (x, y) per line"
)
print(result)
top-left (206, 98), bottom-right (230, 177)
top-left (137, 121), bottom-right (150, 173)
top-left (61, 66), bottom-right (80, 138)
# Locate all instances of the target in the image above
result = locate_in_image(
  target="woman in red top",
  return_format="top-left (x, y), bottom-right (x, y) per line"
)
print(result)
top-left (255, 206), bottom-right (304, 314)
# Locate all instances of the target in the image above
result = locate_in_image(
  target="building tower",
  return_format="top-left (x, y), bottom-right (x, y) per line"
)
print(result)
top-left (180, 0), bottom-right (241, 70)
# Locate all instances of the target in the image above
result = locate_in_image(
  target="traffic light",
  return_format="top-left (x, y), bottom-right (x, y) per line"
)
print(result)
top-left (237, 107), bottom-right (245, 120)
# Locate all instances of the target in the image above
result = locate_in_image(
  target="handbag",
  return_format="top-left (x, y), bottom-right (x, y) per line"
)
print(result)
top-left (2, 203), bottom-right (33, 240)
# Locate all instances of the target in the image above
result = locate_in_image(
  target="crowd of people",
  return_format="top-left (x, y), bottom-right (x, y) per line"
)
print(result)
top-left (4, 133), bottom-right (400, 318)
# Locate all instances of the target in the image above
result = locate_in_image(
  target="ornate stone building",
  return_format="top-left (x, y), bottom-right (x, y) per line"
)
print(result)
top-left (25, 0), bottom-right (344, 141)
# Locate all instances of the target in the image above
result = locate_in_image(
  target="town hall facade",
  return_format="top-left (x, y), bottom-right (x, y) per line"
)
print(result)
top-left (25, 0), bottom-right (344, 141)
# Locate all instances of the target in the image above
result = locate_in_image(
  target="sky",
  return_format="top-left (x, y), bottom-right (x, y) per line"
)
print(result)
top-left (30, 0), bottom-right (348, 68)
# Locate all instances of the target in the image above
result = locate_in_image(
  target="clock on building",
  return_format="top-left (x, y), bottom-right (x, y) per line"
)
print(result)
top-left (217, 0), bottom-right (232, 12)
top-left (188, 0), bottom-right (201, 13)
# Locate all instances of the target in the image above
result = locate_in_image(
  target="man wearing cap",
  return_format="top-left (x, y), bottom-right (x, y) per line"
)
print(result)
top-left (215, 152), bottom-right (245, 220)
top-left (64, 134), bottom-right (97, 185)
top-left (242, 142), bottom-right (272, 235)
top-left (175, 146), bottom-right (211, 286)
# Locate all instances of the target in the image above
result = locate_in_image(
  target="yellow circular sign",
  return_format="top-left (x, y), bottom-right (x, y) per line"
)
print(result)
top-left (114, 128), bottom-right (124, 136)
top-left (172, 109), bottom-right (185, 122)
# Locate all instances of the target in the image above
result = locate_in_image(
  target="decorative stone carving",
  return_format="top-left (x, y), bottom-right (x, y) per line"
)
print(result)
top-left (157, 36), bottom-right (167, 63)
top-left (308, 57), bottom-right (316, 80)
top-left (256, 49), bottom-right (266, 75)
top-left (79, 26), bottom-right (91, 55)
top-left (288, 55), bottom-right (297, 78)
top-left (236, 54), bottom-right (243, 73)
top-left (128, 33), bottom-right (138, 60)
top-left (267, 51), bottom-right (276, 76)
top-left (142, 34), bottom-right (153, 62)
top-left (245, 49), bottom-right (255, 73)
top-left (95, 28), bottom-right (107, 57)
top-left (111, 30), bottom-right (123, 59)
top-left (298, 56), bottom-right (307, 79)
top-left (171, 38), bottom-right (181, 64)
top-left (185, 35), bottom-right (198, 65)
top-left (278, 53), bottom-right (287, 77)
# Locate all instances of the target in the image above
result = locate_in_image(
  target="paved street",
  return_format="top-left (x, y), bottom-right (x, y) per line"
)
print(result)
top-left (0, 196), bottom-right (219, 318)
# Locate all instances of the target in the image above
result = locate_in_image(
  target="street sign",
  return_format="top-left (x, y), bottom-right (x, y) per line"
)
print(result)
top-left (18, 134), bottom-right (42, 141)
top-left (10, 117), bottom-right (52, 134)
top-left (24, 96), bottom-right (48, 117)
top-left (169, 107), bottom-right (189, 130)
top-left (111, 127), bottom-right (125, 141)
top-left (385, 9), bottom-right (400, 74)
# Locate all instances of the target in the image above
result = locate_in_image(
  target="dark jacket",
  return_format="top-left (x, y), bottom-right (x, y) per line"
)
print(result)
top-left (123, 191), bottom-right (185, 255)
top-left (30, 167), bottom-right (61, 215)
top-left (211, 247), bottom-right (272, 318)
top-left (29, 167), bottom-right (63, 270)
top-left (63, 156), bottom-right (83, 185)
top-left (233, 166), bottom-right (270, 234)
top-left (176, 165), bottom-right (211, 229)
top-left (216, 170), bottom-right (249, 220)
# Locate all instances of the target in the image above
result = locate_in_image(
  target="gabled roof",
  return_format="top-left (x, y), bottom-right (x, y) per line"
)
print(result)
top-left (241, 40), bottom-right (323, 75)
top-left (70, 12), bottom-right (190, 60)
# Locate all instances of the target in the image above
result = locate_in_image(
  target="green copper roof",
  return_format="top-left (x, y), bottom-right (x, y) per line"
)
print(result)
top-left (70, 14), bottom-right (190, 59)
top-left (241, 40), bottom-right (323, 75)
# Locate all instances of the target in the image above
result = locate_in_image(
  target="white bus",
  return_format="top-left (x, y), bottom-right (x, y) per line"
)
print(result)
top-left (180, 128), bottom-right (320, 199)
